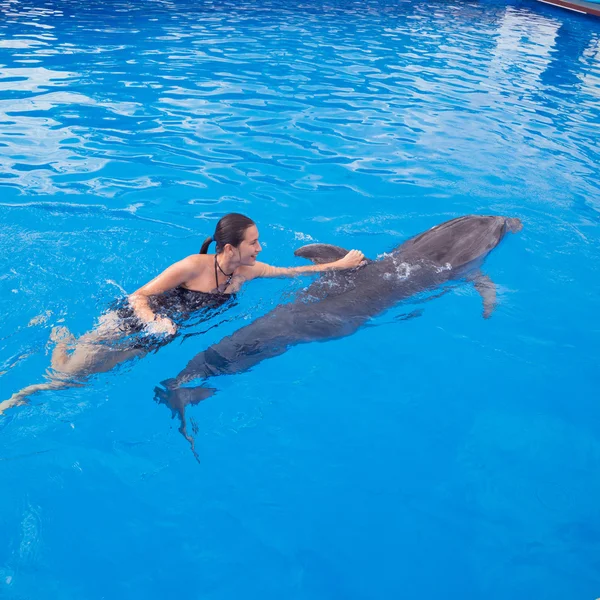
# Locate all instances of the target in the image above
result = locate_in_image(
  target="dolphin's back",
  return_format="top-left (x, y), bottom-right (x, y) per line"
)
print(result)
top-left (395, 215), bottom-right (519, 270)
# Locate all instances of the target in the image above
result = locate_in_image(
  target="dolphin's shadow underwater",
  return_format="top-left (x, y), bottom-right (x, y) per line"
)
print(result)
top-left (155, 215), bottom-right (523, 442)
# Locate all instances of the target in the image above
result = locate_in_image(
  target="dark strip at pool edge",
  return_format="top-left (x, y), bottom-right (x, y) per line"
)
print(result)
top-left (537, 0), bottom-right (600, 17)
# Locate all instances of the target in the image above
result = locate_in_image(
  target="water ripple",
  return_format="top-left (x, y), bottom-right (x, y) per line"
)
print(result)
top-left (0, 0), bottom-right (597, 200)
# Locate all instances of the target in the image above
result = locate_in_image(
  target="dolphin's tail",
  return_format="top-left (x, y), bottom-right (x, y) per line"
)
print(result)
top-left (504, 217), bottom-right (523, 234)
top-left (155, 382), bottom-right (216, 417)
top-left (154, 382), bottom-right (216, 460)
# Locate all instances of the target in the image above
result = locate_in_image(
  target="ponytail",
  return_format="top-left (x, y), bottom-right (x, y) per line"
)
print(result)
top-left (198, 213), bottom-right (255, 255)
top-left (199, 236), bottom-right (213, 254)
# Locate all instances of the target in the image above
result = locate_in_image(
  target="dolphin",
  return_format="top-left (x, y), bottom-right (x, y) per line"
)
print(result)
top-left (156, 215), bottom-right (522, 436)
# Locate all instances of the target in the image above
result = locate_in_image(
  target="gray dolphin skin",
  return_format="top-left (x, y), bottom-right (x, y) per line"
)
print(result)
top-left (156, 215), bottom-right (522, 430)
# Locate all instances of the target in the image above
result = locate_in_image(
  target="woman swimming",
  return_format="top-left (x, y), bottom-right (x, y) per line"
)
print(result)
top-left (0, 213), bottom-right (364, 414)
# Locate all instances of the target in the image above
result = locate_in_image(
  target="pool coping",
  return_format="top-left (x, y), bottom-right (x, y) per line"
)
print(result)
top-left (537, 0), bottom-right (600, 17)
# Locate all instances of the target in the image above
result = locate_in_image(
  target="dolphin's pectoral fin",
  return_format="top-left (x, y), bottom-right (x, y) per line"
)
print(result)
top-left (362, 308), bottom-right (424, 330)
top-left (469, 271), bottom-right (497, 319)
top-left (395, 308), bottom-right (424, 322)
top-left (294, 243), bottom-right (351, 264)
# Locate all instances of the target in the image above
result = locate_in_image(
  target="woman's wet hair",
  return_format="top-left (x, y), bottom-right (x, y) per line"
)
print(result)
top-left (200, 213), bottom-right (255, 254)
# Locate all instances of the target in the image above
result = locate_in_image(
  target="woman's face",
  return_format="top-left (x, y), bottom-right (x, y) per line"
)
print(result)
top-left (233, 224), bottom-right (262, 266)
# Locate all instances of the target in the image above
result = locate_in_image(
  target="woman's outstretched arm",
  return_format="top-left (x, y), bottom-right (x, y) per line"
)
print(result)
top-left (243, 249), bottom-right (365, 280)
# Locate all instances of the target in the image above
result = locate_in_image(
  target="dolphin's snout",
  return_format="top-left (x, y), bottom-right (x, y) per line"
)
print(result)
top-left (504, 217), bottom-right (523, 234)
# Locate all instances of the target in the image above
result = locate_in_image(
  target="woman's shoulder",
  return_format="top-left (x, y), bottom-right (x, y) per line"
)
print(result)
top-left (181, 253), bottom-right (211, 264)
top-left (176, 253), bottom-right (212, 273)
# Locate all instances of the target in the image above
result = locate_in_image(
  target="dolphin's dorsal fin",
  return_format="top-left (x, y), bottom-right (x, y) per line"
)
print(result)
top-left (294, 243), bottom-right (351, 264)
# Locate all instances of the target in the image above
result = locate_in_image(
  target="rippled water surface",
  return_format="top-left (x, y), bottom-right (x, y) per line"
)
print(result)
top-left (1, 0), bottom-right (600, 598)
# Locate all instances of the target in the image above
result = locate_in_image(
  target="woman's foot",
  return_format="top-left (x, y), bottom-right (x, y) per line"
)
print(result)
top-left (50, 326), bottom-right (75, 371)
top-left (0, 395), bottom-right (28, 415)
top-left (50, 326), bottom-right (74, 344)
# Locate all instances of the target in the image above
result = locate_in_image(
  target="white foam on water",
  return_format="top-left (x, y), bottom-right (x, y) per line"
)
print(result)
top-left (435, 262), bottom-right (452, 273)
top-left (380, 254), bottom-right (419, 281)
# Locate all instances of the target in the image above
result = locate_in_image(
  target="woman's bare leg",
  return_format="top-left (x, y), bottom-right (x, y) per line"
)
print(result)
top-left (1, 312), bottom-right (149, 415)
top-left (0, 379), bottom-right (81, 414)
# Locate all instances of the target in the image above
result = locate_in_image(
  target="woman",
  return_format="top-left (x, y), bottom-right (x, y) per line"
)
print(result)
top-left (0, 213), bottom-right (364, 413)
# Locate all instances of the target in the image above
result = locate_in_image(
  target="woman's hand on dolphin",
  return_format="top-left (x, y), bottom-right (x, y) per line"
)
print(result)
top-left (334, 249), bottom-right (365, 269)
top-left (146, 316), bottom-right (177, 336)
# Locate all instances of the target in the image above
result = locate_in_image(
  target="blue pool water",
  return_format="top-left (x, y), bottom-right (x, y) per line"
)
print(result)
top-left (1, 0), bottom-right (600, 597)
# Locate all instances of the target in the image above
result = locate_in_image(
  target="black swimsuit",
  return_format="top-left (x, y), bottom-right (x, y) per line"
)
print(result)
top-left (111, 258), bottom-right (235, 349)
